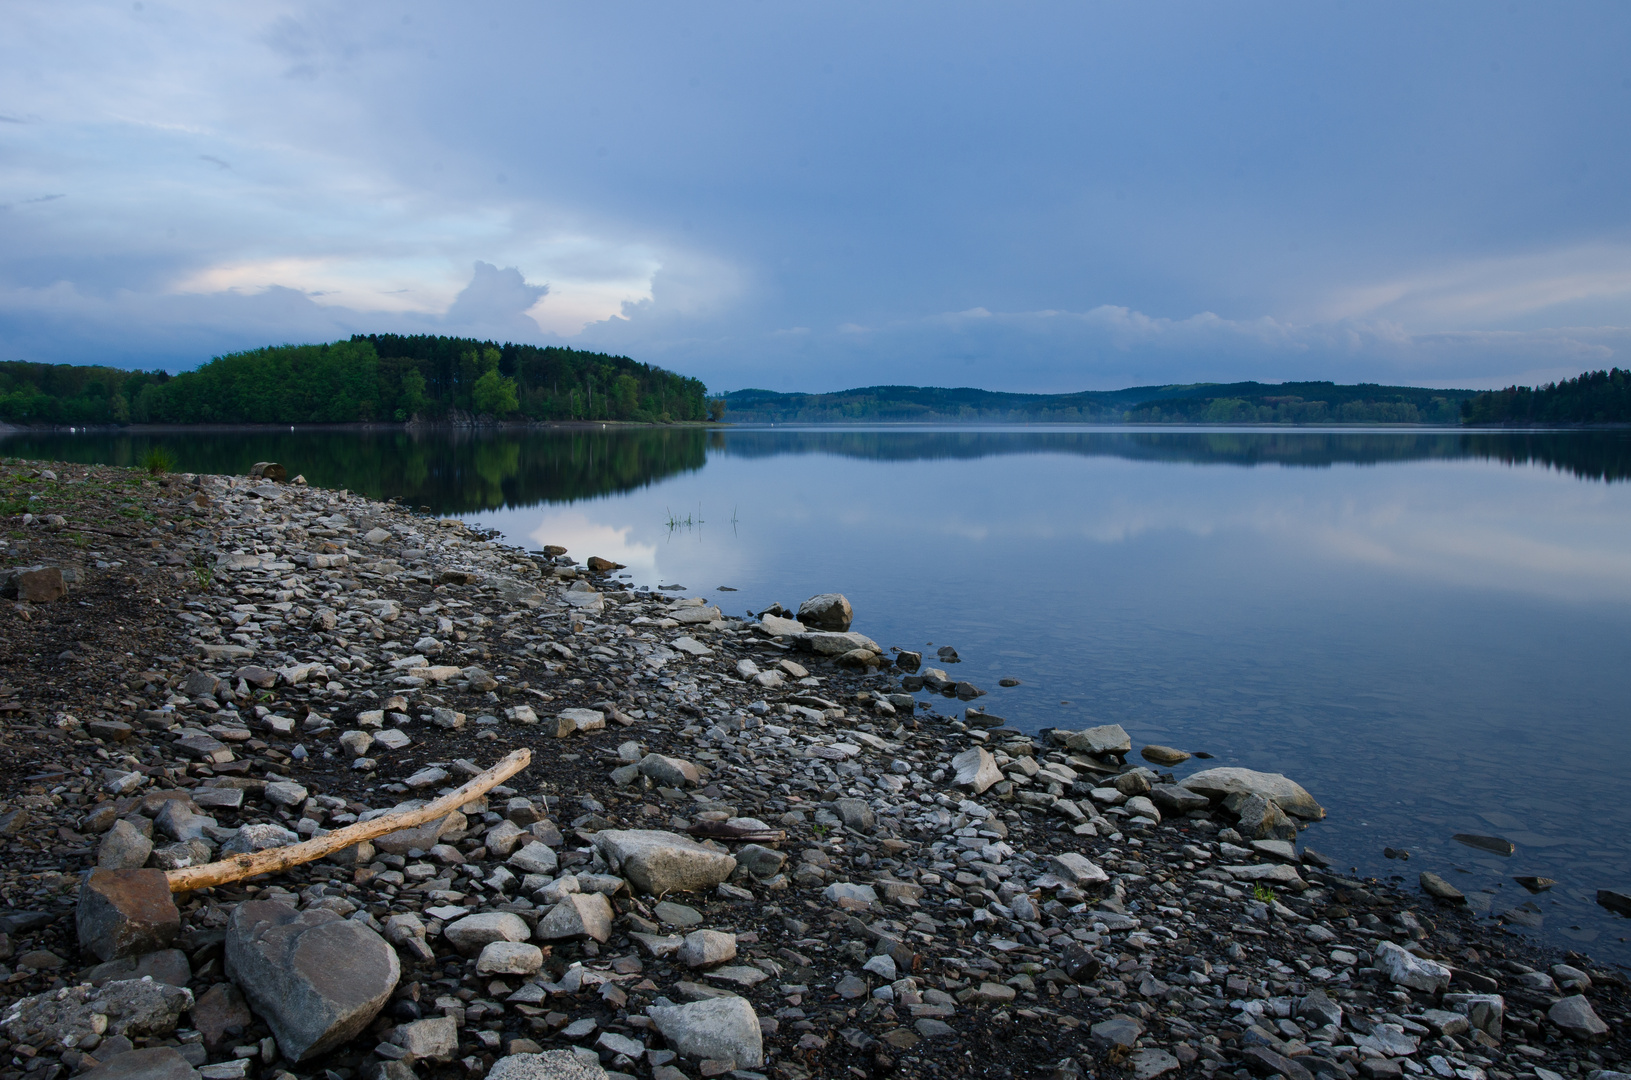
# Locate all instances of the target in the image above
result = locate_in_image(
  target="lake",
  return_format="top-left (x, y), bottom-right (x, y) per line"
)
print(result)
top-left (6, 423), bottom-right (1631, 965)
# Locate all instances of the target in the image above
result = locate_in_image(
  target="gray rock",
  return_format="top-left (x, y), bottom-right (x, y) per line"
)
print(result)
top-left (1297, 988), bottom-right (1343, 1030)
top-left (153, 802), bottom-right (213, 843)
top-left (591, 830), bottom-right (737, 894)
top-left (551, 708), bottom-right (606, 738)
top-left (224, 900), bottom-right (399, 1061)
top-left (1149, 784), bottom-right (1211, 814)
top-left (262, 781), bottom-right (308, 808)
top-left (77, 868), bottom-right (181, 961)
top-left (1063, 724), bottom-right (1132, 757)
top-left (653, 901), bottom-right (704, 928)
top-left (221, 822), bottom-right (299, 855)
top-left (646, 996), bottom-right (764, 1068)
top-left (83, 949), bottom-right (192, 988)
top-left (78, 1048), bottom-right (200, 1080)
top-left (1090, 1015), bottom-right (1144, 1048)
top-left (476, 941), bottom-right (545, 975)
top-left (1420, 872), bottom-right (1466, 902)
top-left (1049, 852), bottom-right (1109, 886)
top-left (1179, 767), bottom-right (1325, 820)
top-left (832, 798), bottom-right (875, 831)
top-left (734, 844), bottom-right (787, 878)
top-left (535, 893), bottom-right (613, 942)
top-left (1128, 1049), bottom-right (1181, 1080)
top-left (797, 593), bottom-right (853, 631)
top-left (391, 1016), bottom-right (459, 1062)
top-left (508, 841), bottom-right (560, 875)
top-left (444, 912), bottom-right (532, 953)
top-left (189, 983), bottom-right (251, 1053)
top-left (1548, 995), bottom-right (1609, 1041)
top-left (638, 754), bottom-right (701, 788)
top-left (1229, 793), bottom-right (1298, 841)
top-left (951, 747), bottom-right (1002, 794)
top-left (3, 978), bottom-right (192, 1046)
top-left (1373, 940), bottom-right (1451, 993)
top-left (677, 930), bottom-right (737, 968)
top-left (149, 839), bottom-right (212, 871)
top-left (98, 819), bottom-right (155, 869)
top-left (487, 1051), bottom-right (608, 1080)
top-left (1140, 745), bottom-right (1191, 766)
top-left (375, 811), bottom-right (465, 856)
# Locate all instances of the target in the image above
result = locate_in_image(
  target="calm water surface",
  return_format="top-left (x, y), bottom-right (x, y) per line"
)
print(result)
top-left (7, 425), bottom-right (1631, 966)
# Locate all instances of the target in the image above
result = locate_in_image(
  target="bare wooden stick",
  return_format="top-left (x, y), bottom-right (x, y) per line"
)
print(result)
top-left (165, 748), bottom-right (531, 893)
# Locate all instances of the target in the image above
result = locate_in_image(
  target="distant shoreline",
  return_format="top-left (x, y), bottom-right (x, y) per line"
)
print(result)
top-left (4, 419), bottom-right (1631, 434)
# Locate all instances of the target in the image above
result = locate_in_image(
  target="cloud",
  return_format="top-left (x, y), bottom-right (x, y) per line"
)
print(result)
top-left (443, 261), bottom-right (549, 338)
top-left (2, 2), bottom-right (1630, 389)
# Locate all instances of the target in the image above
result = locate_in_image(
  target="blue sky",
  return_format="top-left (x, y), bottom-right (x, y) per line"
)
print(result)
top-left (3, 2), bottom-right (1630, 393)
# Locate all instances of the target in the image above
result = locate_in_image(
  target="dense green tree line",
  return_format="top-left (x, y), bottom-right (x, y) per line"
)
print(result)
top-left (1461, 368), bottom-right (1631, 425)
top-left (0, 336), bottom-right (710, 426)
top-left (724, 381), bottom-right (1473, 425)
top-left (0, 361), bottom-right (170, 425)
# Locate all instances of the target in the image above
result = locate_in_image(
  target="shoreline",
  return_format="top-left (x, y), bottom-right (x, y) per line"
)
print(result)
top-left (0, 457), bottom-right (1624, 1080)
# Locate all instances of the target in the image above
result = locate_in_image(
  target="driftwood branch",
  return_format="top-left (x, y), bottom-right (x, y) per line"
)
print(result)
top-left (165, 748), bottom-right (531, 893)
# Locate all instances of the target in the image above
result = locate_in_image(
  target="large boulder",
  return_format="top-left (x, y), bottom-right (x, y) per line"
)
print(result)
top-left (225, 900), bottom-right (399, 1061)
top-left (3, 978), bottom-right (193, 1046)
top-left (1178, 767), bottom-right (1325, 820)
top-left (646, 996), bottom-right (764, 1068)
top-left (797, 593), bottom-right (853, 632)
top-left (77, 869), bottom-right (181, 961)
top-left (591, 830), bottom-right (737, 894)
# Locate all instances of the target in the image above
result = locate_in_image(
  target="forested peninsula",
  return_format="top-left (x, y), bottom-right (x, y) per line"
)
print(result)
top-left (0, 335), bottom-right (713, 426)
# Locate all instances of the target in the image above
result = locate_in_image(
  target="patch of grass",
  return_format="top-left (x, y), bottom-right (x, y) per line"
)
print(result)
top-left (141, 446), bottom-right (174, 474)
top-left (1251, 883), bottom-right (1276, 903)
top-left (191, 554), bottom-right (215, 591)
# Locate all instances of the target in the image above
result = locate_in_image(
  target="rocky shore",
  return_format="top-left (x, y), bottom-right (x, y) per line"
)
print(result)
top-left (0, 458), bottom-right (1625, 1080)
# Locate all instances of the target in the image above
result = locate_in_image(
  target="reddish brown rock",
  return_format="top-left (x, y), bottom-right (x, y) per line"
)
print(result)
top-left (76, 869), bottom-right (181, 961)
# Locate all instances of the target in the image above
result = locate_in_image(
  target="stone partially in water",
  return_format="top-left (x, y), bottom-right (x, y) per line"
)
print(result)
top-left (796, 593), bottom-right (852, 632)
top-left (1140, 745), bottom-right (1191, 766)
top-left (1420, 872), bottom-right (1466, 903)
top-left (1181, 767), bottom-right (1325, 820)
top-left (1452, 834), bottom-right (1515, 856)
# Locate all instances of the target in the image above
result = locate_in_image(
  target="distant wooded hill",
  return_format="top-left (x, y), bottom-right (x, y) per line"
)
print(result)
top-left (0, 335), bottom-right (710, 426)
top-left (723, 381), bottom-right (1474, 425)
top-left (1460, 368), bottom-right (1631, 426)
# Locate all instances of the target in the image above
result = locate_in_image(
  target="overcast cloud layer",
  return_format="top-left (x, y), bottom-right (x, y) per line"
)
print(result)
top-left (3, 2), bottom-right (1630, 392)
